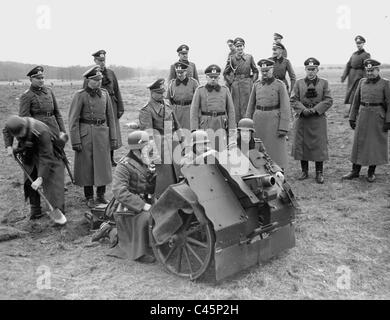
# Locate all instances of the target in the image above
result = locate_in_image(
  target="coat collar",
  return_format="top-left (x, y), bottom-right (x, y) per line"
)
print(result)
top-left (365, 76), bottom-right (381, 84)
top-left (149, 98), bottom-right (166, 116)
top-left (30, 85), bottom-right (48, 94)
top-left (304, 77), bottom-right (319, 86)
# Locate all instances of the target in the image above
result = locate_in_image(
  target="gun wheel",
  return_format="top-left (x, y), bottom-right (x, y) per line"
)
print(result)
top-left (149, 212), bottom-right (215, 281)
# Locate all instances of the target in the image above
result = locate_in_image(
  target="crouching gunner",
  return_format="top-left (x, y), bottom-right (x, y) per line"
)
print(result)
top-left (92, 130), bottom-right (157, 263)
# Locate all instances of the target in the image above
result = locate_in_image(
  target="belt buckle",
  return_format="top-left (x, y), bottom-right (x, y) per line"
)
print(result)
top-left (212, 111), bottom-right (218, 117)
top-left (362, 102), bottom-right (368, 107)
top-left (96, 119), bottom-right (103, 125)
top-left (46, 112), bottom-right (52, 117)
top-left (307, 104), bottom-right (314, 108)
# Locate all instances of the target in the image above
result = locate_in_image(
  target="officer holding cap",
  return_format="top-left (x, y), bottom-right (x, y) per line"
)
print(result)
top-left (168, 62), bottom-right (199, 130)
top-left (68, 66), bottom-right (117, 208)
top-left (168, 45), bottom-right (199, 82)
top-left (19, 66), bottom-right (67, 139)
top-left (245, 59), bottom-right (290, 170)
top-left (190, 64), bottom-right (236, 151)
top-left (223, 37), bottom-right (258, 123)
top-left (290, 58), bottom-right (333, 184)
top-left (89, 50), bottom-right (124, 166)
top-left (341, 36), bottom-right (371, 117)
top-left (343, 59), bottom-right (390, 183)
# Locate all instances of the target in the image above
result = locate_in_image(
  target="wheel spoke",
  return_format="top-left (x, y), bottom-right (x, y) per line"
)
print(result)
top-left (186, 224), bottom-right (203, 236)
top-left (186, 243), bottom-right (204, 266)
top-left (163, 244), bottom-right (178, 264)
top-left (187, 236), bottom-right (208, 248)
top-left (176, 247), bottom-right (183, 273)
top-left (183, 246), bottom-right (194, 275)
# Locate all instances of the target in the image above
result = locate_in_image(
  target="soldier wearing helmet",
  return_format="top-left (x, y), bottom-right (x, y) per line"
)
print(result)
top-left (92, 130), bottom-right (157, 263)
top-left (181, 130), bottom-right (217, 165)
top-left (237, 118), bottom-right (282, 174)
top-left (2, 116), bottom-right (65, 220)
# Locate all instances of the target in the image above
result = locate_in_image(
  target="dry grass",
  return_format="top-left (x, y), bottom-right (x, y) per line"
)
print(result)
top-left (0, 70), bottom-right (389, 300)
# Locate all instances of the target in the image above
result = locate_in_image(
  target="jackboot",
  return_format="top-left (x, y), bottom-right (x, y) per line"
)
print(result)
top-left (342, 164), bottom-right (361, 180)
top-left (367, 165), bottom-right (376, 183)
top-left (298, 161), bottom-right (309, 180)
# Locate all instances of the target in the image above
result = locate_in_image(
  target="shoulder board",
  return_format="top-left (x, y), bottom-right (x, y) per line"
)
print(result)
top-left (101, 88), bottom-right (108, 93)
top-left (254, 138), bottom-right (262, 142)
top-left (275, 79), bottom-right (284, 84)
top-left (76, 89), bottom-right (85, 93)
top-left (198, 84), bottom-right (205, 88)
top-left (22, 88), bottom-right (33, 95)
top-left (382, 77), bottom-right (389, 82)
top-left (254, 79), bottom-right (262, 84)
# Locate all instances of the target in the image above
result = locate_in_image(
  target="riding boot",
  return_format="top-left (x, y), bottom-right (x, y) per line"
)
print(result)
top-left (367, 165), bottom-right (376, 183)
top-left (315, 162), bottom-right (324, 184)
top-left (342, 163), bottom-right (361, 180)
top-left (96, 186), bottom-right (108, 204)
top-left (298, 161), bottom-right (309, 180)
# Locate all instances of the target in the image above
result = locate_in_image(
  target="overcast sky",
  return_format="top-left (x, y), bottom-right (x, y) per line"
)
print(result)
top-left (1, 0), bottom-right (389, 69)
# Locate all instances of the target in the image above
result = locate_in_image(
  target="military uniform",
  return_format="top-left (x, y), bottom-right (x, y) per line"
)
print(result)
top-left (273, 33), bottom-right (287, 58)
top-left (349, 76), bottom-right (390, 166)
top-left (168, 45), bottom-right (199, 82)
top-left (69, 80), bottom-right (117, 188)
top-left (223, 39), bottom-right (259, 123)
top-left (20, 66), bottom-right (66, 138)
top-left (168, 63), bottom-right (199, 130)
top-left (341, 36), bottom-right (370, 104)
top-left (246, 59), bottom-right (290, 169)
top-left (111, 153), bottom-right (156, 260)
top-left (271, 56), bottom-right (296, 94)
top-left (3, 117), bottom-right (65, 216)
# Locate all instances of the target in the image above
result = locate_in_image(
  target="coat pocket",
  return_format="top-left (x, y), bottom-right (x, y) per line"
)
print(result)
top-left (80, 125), bottom-right (89, 138)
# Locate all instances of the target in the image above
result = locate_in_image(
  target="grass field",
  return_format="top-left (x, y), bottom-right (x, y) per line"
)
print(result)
top-left (0, 69), bottom-right (389, 300)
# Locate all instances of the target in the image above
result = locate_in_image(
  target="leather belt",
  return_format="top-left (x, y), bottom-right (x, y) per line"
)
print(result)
top-left (360, 102), bottom-right (384, 107)
top-left (80, 118), bottom-right (106, 125)
top-left (173, 99), bottom-right (192, 106)
top-left (256, 105), bottom-right (280, 111)
top-left (34, 111), bottom-right (54, 117)
top-left (201, 111), bottom-right (226, 117)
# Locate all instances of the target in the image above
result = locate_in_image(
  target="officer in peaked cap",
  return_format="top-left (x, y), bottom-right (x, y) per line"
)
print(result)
top-left (139, 78), bottom-right (181, 198)
top-left (167, 61), bottom-right (199, 130)
top-left (245, 58), bottom-right (290, 170)
top-left (168, 44), bottom-right (199, 82)
top-left (191, 64), bottom-right (236, 151)
top-left (341, 35), bottom-right (371, 116)
top-left (290, 57), bottom-right (333, 184)
top-left (271, 42), bottom-right (296, 94)
top-left (69, 65), bottom-right (117, 208)
top-left (343, 58), bottom-right (390, 183)
top-left (223, 37), bottom-right (258, 123)
top-left (87, 50), bottom-right (125, 166)
top-left (273, 33), bottom-right (287, 58)
top-left (18, 65), bottom-right (67, 140)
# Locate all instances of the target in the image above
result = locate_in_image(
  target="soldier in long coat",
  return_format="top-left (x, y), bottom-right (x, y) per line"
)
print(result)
top-left (225, 39), bottom-right (236, 90)
top-left (139, 79), bottom-right (181, 198)
top-left (3, 116), bottom-right (65, 219)
top-left (19, 66), bottom-right (67, 138)
top-left (168, 45), bottom-right (199, 82)
top-left (291, 58), bottom-right (333, 184)
top-left (108, 130), bottom-right (156, 263)
top-left (167, 62), bottom-right (199, 130)
top-left (223, 37), bottom-right (258, 123)
top-left (69, 66), bottom-right (117, 207)
top-left (343, 59), bottom-right (390, 183)
top-left (246, 59), bottom-right (290, 170)
top-left (89, 50), bottom-right (124, 166)
top-left (270, 43), bottom-right (296, 94)
top-left (191, 64), bottom-right (237, 151)
top-left (341, 36), bottom-right (370, 116)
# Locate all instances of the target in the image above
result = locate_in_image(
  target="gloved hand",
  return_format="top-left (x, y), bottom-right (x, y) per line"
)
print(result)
top-left (340, 77), bottom-right (345, 83)
top-left (383, 122), bottom-right (390, 132)
top-left (7, 146), bottom-right (13, 157)
top-left (31, 177), bottom-right (43, 191)
top-left (117, 111), bottom-right (124, 119)
top-left (72, 144), bottom-right (82, 152)
top-left (111, 140), bottom-right (118, 149)
top-left (278, 130), bottom-right (287, 138)
top-left (349, 120), bottom-right (356, 130)
top-left (301, 109), bottom-right (312, 117)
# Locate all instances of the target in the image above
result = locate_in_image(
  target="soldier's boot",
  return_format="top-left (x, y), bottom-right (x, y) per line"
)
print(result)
top-left (342, 164), bottom-right (361, 180)
top-left (84, 186), bottom-right (95, 208)
top-left (29, 190), bottom-right (44, 220)
top-left (298, 161), bottom-right (309, 180)
top-left (315, 162), bottom-right (324, 184)
top-left (96, 186), bottom-right (108, 205)
top-left (111, 151), bottom-right (117, 167)
top-left (136, 254), bottom-right (156, 264)
top-left (91, 222), bottom-right (113, 242)
top-left (367, 165), bottom-right (376, 183)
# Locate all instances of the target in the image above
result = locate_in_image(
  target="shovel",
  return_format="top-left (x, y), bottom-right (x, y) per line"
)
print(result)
top-left (13, 153), bottom-right (67, 226)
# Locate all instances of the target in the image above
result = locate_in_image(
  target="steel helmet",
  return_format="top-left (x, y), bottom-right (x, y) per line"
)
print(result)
top-left (5, 115), bottom-right (27, 136)
top-left (237, 118), bottom-right (255, 132)
top-left (127, 130), bottom-right (150, 149)
top-left (191, 130), bottom-right (210, 146)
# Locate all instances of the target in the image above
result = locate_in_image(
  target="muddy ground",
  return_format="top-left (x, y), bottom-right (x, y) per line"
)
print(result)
top-left (0, 70), bottom-right (389, 300)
